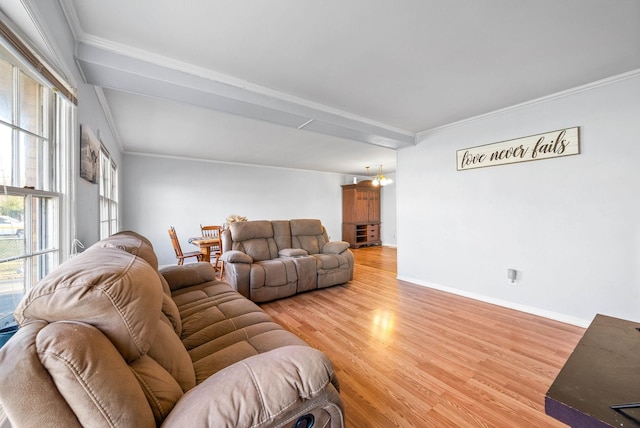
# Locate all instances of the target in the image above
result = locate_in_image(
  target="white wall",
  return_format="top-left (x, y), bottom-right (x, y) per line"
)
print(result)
top-left (380, 174), bottom-right (397, 246)
top-left (398, 72), bottom-right (640, 326)
top-left (123, 154), bottom-right (347, 265)
top-left (75, 87), bottom-right (122, 248)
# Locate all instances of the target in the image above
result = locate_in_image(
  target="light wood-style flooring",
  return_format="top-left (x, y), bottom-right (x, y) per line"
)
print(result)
top-left (260, 246), bottom-right (584, 427)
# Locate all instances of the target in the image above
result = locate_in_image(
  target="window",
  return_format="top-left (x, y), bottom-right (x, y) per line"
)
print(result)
top-left (99, 146), bottom-right (118, 239)
top-left (0, 43), bottom-right (74, 328)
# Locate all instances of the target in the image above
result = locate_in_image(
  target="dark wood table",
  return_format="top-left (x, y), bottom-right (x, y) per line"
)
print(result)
top-left (545, 314), bottom-right (640, 427)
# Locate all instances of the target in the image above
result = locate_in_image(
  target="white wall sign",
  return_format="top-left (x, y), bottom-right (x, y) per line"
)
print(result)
top-left (456, 127), bottom-right (580, 171)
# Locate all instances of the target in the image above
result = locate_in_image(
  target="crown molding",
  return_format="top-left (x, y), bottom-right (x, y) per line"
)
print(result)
top-left (124, 151), bottom-right (347, 176)
top-left (19, 0), bottom-right (73, 79)
top-left (417, 68), bottom-right (640, 141)
top-left (57, 0), bottom-right (83, 41)
top-left (93, 86), bottom-right (124, 153)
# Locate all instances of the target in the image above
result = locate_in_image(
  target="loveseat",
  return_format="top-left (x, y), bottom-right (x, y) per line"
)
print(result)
top-left (221, 219), bottom-right (354, 303)
top-left (0, 231), bottom-right (343, 427)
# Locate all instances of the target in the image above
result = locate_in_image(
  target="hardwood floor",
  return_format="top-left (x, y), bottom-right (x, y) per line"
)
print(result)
top-left (260, 246), bottom-right (584, 427)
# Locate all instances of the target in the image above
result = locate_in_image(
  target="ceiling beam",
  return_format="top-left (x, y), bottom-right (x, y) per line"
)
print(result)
top-left (75, 41), bottom-right (416, 150)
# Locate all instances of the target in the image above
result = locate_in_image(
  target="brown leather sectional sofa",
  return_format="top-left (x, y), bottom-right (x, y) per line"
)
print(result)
top-left (0, 231), bottom-right (343, 427)
top-left (221, 219), bottom-right (354, 302)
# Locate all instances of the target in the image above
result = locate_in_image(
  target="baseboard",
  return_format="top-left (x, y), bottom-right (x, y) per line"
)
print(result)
top-left (396, 275), bottom-right (591, 328)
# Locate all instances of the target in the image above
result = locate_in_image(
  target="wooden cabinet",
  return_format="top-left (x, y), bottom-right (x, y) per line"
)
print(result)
top-left (342, 180), bottom-right (381, 248)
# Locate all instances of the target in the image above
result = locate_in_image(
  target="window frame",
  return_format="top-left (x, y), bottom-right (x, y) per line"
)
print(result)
top-left (0, 36), bottom-right (75, 327)
top-left (99, 145), bottom-right (118, 239)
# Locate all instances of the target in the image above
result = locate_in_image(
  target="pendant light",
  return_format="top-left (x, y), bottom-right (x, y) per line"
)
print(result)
top-left (372, 165), bottom-right (393, 187)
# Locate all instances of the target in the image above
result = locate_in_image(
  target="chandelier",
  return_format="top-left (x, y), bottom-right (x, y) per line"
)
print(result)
top-left (367, 165), bottom-right (393, 187)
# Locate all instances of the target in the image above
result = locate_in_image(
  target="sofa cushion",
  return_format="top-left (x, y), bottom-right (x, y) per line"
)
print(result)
top-left (315, 254), bottom-right (352, 288)
top-left (242, 238), bottom-right (275, 262)
top-left (0, 321), bottom-right (85, 428)
top-left (314, 254), bottom-right (344, 270)
top-left (230, 220), bottom-right (273, 241)
top-left (290, 219), bottom-right (324, 236)
top-left (161, 293), bottom-right (183, 336)
top-left (170, 281), bottom-right (307, 384)
top-left (295, 235), bottom-right (322, 254)
top-left (251, 260), bottom-right (294, 287)
top-left (271, 220), bottom-right (292, 250)
top-left (129, 355), bottom-right (184, 424)
top-left (94, 231), bottom-right (185, 336)
top-left (15, 247), bottom-right (163, 362)
top-left (322, 241), bottom-right (350, 254)
top-left (290, 219), bottom-right (328, 254)
top-left (278, 248), bottom-right (308, 257)
top-left (146, 320), bottom-right (196, 392)
top-left (221, 250), bottom-right (253, 263)
top-left (37, 322), bottom-right (156, 427)
top-left (230, 221), bottom-right (280, 261)
top-left (160, 263), bottom-right (217, 292)
top-left (162, 346), bottom-right (341, 428)
top-left (88, 230), bottom-right (159, 270)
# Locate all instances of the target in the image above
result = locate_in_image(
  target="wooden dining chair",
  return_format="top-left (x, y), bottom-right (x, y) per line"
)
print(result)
top-left (200, 224), bottom-right (224, 277)
top-left (168, 226), bottom-right (204, 265)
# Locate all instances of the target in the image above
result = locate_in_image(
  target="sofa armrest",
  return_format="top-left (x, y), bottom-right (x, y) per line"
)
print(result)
top-left (162, 346), bottom-right (343, 428)
top-left (159, 262), bottom-right (217, 291)
top-left (322, 241), bottom-right (350, 254)
top-left (278, 248), bottom-right (308, 257)
top-left (220, 250), bottom-right (253, 263)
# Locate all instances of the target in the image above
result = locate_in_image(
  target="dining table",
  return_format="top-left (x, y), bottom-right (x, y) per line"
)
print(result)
top-left (188, 236), bottom-right (221, 264)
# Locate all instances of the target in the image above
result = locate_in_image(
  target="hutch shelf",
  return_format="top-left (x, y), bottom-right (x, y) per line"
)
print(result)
top-left (342, 180), bottom-right (381, 248)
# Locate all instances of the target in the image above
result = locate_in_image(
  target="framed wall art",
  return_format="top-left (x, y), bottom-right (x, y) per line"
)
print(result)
top-left (80, 125), bottom-right (100, 184)
top-left (456, 127), bottom-right (580, 171)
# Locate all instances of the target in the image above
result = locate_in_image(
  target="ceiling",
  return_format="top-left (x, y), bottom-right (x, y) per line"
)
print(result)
top-left (55, 1), bottom-right (640, 174)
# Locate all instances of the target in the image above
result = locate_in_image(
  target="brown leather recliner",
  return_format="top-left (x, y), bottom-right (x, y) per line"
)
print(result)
top-left (221, 219), bottom-right (354, 303)
top-left (0, 231), bottom-right (343, 427)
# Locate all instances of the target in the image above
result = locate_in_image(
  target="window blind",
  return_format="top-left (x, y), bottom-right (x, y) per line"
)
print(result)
top-left (0, 17), bottom-right (77, 105)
